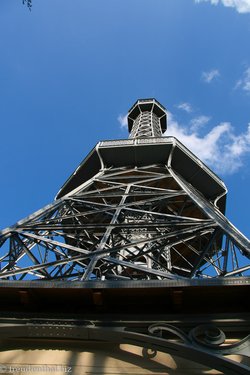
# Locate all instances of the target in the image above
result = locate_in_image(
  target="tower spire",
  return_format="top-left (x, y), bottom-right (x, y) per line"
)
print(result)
top-left (128, 98), bottom-right (167, 138)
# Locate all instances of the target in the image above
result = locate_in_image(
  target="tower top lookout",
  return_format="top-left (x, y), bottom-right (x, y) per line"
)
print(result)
top-left (128, 98), bottom-right (167, 138)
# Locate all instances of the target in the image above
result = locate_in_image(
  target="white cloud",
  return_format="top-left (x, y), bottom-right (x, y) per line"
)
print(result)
top-left (118, 114), bottom-right (127, 129)
top-left (235, 67), bottom-right (250, 93)
top-left (190, 115), bottom-right (211, 132)
top-left (195, 0), bottom-right (250, 13)
top-left (166, 112), bottom-right (250, 174)
top-left (177, 102), bottom-right (193, 113)
top-left (201, 69), bottom-right (220, 83)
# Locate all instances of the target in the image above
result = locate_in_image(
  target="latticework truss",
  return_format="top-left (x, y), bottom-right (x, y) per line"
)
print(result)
top-left (1, 164), bottom-right (249, 281)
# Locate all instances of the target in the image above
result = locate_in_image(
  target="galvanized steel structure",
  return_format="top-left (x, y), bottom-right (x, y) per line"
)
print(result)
top-left (0, 99), bottom-right (250, 373)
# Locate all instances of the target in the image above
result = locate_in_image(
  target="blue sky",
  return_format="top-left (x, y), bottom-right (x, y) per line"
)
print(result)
top-left (0, 0), bottom-right (250, 240)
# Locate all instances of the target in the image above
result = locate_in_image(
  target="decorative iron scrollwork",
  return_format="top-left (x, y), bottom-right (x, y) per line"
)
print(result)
top-left (148, 323), bottom-right (250, 358)
top-left (142, 348), bottom-right (157, 359)
top-left (148, 323), bottom-right (190, 344)
top-left (190, 324), bottom-right (226, 347)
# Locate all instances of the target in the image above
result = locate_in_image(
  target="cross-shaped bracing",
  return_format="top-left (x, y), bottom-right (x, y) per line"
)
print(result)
top-left (0, 165), bottom-right (249, 280)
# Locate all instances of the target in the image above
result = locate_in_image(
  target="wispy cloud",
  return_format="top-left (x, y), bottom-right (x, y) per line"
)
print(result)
top-left (195, 0), bottom-right (250, 14)
top-left (201, 69), bottom-right (220, 83)
top-left (235, 67), bottom-right (250, 93)
top-left (177, 102), bottom-right (193, 113)
top-left (118, 114), bottom-right (127, 129)
top-left (190, 115), bottom-right (211, 132)
top-left (166, 112), bottom-right (250, 174)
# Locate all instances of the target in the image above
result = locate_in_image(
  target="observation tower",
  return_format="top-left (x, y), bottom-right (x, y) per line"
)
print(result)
top-left (0, 99), bottom-right (249, 374)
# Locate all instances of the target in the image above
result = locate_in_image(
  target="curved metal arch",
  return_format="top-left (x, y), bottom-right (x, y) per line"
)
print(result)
top-left (0, 323), bottom-right (249, 375)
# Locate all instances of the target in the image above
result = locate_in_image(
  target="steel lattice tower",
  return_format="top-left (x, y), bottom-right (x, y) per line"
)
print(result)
top-left (0, 98), bottom-right (249, 281)
top-left (0, 99), bottom-right (250, 374)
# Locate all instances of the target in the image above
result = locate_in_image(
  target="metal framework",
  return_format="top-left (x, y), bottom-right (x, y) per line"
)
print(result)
top-left (0, 98), bottom-right (250, 373)
top-left (0, 99), bottom-right (249, 281)
top-left (1, 318), bottom-right (249, 375)
top-left (0, 163), bottom-right (249, 281)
